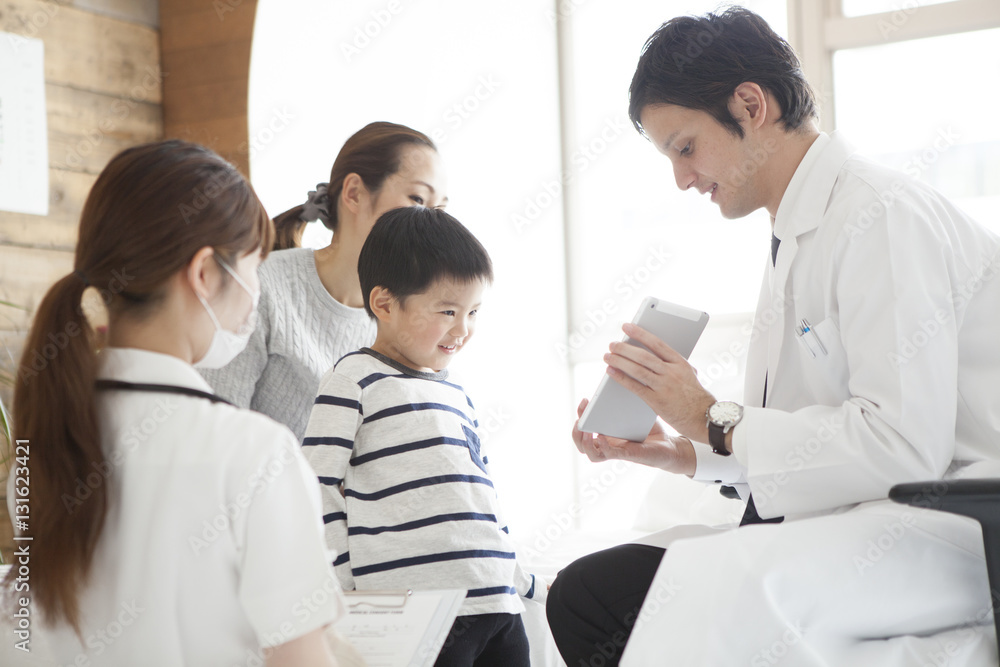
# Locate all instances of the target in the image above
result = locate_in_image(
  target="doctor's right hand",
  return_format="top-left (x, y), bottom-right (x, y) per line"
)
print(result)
top-left (572, 398), bottom-right (697, 477)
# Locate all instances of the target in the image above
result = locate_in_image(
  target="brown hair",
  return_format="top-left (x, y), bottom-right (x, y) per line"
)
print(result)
top-left (2, 140), bottom-right (273, 634)
top-left (271, 121), bottom-right (436, 250)
top-left (628, 7), bottom-right (817, 138)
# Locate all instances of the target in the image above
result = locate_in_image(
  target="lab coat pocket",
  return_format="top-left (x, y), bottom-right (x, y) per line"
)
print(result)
top-left (796, 317), bottom-right (850, 399)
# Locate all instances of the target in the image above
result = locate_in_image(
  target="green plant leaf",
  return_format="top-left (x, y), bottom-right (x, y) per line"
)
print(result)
top-left (0, 299), bottom-right (29, 311)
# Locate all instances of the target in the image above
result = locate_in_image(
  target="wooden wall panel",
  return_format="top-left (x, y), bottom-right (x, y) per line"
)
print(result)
top-left (0, 169), bottom-right (97, 250)
top-left (71, 0), bottom-right (160, 27)
top-left (47, 84), bottom-right (163, 175)
top-left (160, 0), bottom-right (257, 176)
top-left (0, 0), bottom-right (163, 279)
top-left (0, 0), bottom-right (162, 102)
top-left (0, 0), bottom-right (163, 562)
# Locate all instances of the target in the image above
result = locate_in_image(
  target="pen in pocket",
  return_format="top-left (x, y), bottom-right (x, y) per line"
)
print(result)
top-left (796, 318), bottom-right (828, 358)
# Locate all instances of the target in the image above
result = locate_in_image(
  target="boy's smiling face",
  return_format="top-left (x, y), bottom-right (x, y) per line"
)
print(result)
top-left (370, 277), bottom-right (486, 373)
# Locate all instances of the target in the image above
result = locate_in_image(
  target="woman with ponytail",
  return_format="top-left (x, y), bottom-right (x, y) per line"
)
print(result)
top-left (2, 140), bottom-right (344, 666)
top-left (200, 121), bottom-right (448, 441)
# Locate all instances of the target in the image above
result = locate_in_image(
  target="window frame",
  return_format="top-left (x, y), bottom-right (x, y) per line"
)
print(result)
top-left (786, 0), bottom-right (1000, 132)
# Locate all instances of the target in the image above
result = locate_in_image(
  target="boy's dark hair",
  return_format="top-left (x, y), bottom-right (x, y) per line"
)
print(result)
top-left (358, 206), bottom-right (494, 318)
top-left (628, 7), bottom-right (817, 138)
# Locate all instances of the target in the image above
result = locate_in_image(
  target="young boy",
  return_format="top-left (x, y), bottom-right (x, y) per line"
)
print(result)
top-left (301, 206), bottom-right (544, 666)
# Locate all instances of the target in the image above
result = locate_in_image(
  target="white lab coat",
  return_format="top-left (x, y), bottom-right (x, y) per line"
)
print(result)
top-left (623, 133), bottom-right (1000, 665)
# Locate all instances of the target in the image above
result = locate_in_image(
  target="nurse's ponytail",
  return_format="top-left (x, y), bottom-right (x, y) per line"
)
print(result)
top-left (2, 140), bottom-right (274, 634)
top-left (271, 121), bottom-right (436, 250)
top-left (7, 271), bottom-right (102, 634)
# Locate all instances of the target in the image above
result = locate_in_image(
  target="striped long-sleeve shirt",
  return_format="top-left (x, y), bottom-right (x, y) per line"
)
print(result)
top-left (301, 348), bottom-right (545, 616)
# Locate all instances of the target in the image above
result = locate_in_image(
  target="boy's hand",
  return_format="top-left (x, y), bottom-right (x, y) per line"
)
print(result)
top-left (572, 399), bottom-right (696, 477)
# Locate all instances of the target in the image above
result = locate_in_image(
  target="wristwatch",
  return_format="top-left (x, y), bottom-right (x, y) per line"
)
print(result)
top-left (706, 401), bottom-right (744, 456)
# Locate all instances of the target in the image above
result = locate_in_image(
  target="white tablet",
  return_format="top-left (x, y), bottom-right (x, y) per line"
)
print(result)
top-left (577, 297), bottom-right (709, 442)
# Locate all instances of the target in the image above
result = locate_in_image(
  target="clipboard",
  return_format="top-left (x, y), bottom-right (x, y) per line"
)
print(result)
top-left (331, 589), bottom-right (466, 667)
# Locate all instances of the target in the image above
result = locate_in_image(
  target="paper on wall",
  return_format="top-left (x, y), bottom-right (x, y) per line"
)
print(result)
top-left (0, 32), bottom-right (49, 216)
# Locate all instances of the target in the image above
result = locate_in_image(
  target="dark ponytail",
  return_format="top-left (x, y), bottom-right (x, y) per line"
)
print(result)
top-left (2, 140), bottom-right (273, 634)
top-left (271, 121), bottom-right (436, 251)
top-left (8, 274), bottom-right (100, 633)
top-left (272, 205), bottom-right (309, 251)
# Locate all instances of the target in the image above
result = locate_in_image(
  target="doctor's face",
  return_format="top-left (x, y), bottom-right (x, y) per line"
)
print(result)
top-left (639, 102), bottom-right (770, 220)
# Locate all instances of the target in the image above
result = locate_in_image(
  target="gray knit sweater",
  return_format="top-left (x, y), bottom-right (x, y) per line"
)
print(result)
top-left (200, 248), bottom-right (377, 441)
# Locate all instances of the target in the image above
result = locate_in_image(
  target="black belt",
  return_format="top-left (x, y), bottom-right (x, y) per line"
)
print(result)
top-left (95, 379), bottom-right (234, 406)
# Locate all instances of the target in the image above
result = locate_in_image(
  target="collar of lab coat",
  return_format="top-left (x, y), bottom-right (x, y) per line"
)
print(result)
top-left (772, 131), bottom-right (856, 243)
top-left (747, 131), bottom-right (858, 409)
top-left (98, 347), bottom-right (215, 394)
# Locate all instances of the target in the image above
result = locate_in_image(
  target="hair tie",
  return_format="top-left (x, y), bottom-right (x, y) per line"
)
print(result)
top-left (73, 269), bottom-right (90, 287)
top-left (300, 182), bottom-right (332, 226)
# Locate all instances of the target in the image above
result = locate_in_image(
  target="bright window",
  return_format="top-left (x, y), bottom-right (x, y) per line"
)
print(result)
top-left (248, 0), bottom-right (1000, 545)
top-left (833, 27), bottom-right (1000, 230)
top-left (841, 0), bottom-right (958, 18)
top-left (249, 0), bottom-right (575, 537)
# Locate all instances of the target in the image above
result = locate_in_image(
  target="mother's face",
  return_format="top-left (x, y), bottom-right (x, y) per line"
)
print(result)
top-left (364, 144), bottom-right (448, 230)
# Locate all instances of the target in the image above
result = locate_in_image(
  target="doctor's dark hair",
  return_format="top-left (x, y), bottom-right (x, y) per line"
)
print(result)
top-left (628, 7), bottom-right (818, 138)
top-left (271, 121), bottom-right (437, 250)
top-left (358, 206), bottom-right (493, 319)
top-left (2, 140), bottom-right (273, 635)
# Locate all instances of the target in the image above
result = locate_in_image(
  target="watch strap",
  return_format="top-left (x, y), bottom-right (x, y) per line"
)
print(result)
top-left (708, 421), bottom-right (731, 456)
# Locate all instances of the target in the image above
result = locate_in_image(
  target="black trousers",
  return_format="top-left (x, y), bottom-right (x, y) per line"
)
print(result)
top-left (433, 612), bottom-right (530, 667)
top-left (546, 544), bottom-right (666, 667)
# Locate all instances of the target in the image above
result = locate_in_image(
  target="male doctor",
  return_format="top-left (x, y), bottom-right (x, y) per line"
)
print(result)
top-left (546, 7), bottom-right (1000, 666)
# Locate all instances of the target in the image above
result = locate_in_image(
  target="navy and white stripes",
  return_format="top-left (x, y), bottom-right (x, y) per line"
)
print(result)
top-left (301, 348), bottom-right (545, 616)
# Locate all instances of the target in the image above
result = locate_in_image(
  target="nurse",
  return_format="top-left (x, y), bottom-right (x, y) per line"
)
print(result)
top-left (200, 121), bottom-right (448, 442)
top-left (3, 141), bottom-right (344, 665)
top-left (546, 7), bottom-right (1000, 666)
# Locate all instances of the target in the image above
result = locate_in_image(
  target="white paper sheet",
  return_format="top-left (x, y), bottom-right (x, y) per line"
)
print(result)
top-left (0, 32), bottom-right (49, 216)
top-left (333, 589), bottom-right (465, 667)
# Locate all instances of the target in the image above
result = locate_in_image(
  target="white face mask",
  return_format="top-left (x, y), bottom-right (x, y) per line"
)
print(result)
top-left (194, 256), bottom-right (260, 370)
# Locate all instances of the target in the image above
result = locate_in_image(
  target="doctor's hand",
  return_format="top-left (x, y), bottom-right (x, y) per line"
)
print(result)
top-left (604, 323), bottom-right (716, 445)
top-left (572, 399), bottom-right (697, 477)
